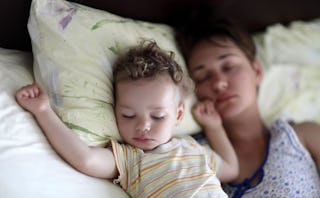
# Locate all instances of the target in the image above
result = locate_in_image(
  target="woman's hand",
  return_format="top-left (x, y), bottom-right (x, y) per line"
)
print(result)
top-left (15, 82), bottom-right (51, 116)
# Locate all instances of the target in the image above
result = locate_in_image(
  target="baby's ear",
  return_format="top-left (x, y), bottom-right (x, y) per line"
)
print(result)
top-left (175, 102), bottom-right (185, 125)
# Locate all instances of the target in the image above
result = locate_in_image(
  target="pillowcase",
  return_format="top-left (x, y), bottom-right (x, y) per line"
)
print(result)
top-left (258, 64), bottom-right (320, 127)
top-left (254, 19), bottom-right (320, 71)
top-left (28, 0), bottom-right (201, 146)
top-left (254, 19), bottom-right (320, 126)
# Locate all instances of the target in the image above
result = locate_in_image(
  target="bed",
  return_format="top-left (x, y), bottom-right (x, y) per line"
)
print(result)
top-left (1, 0), bottom-right (320, 197)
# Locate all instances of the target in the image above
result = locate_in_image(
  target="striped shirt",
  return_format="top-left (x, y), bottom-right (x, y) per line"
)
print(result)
top-left (111, 136), bottom-right (227, 198)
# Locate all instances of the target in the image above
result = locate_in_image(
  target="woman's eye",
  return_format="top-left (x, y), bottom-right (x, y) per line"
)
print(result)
top-left (223, 65), bottom-right (232, 71)
top-left (194, 75), bottom-right (211, 84)
top-left (223, 64), bottom-right (237, 73)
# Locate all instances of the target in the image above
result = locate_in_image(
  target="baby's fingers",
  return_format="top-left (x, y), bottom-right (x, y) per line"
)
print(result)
top-left (16, 88), bottom-right (29, 99)
top-left (16, 84), bottom-right (40, 99)
top-left (30, 86), bottom-right (40, 97)
top-left (192, 102), bottom-right (204, 116)
top-left (203, 101), bottom-right (215, 114)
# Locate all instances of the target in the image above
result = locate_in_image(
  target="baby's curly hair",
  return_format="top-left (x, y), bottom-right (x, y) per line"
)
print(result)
top-left (113, 40), bottom-right (194, 98)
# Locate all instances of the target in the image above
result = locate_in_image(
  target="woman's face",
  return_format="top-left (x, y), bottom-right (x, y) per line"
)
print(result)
top-left (188, 37), bottom-right (262, 120)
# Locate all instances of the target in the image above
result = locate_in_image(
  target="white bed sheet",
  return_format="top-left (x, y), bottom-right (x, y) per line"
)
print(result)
top-left (0, 47), bottom-right (128, 198)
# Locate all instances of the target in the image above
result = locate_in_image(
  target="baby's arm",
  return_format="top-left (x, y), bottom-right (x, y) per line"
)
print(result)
top-left (192, 100), bottom-right (238, 182)
top-left (16, 83), bottom-right (117, 179)
top-left (294, 122), bottom-right (320, 171)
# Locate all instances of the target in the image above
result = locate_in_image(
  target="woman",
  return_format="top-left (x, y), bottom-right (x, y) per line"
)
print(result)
top-left (179, 18), bottom-right (320, 197)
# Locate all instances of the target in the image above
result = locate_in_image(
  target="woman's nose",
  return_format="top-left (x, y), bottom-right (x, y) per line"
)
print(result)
top-left (212, 76), bottom-right (228, 93)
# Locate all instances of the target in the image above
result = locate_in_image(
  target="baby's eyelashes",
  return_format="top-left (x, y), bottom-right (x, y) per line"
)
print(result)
top-left (122, 114), bottom-right (135, 119)
top-left (151, 115), bottom-right (165, 120)
top-left (121, 113), bottom-right (166, 121)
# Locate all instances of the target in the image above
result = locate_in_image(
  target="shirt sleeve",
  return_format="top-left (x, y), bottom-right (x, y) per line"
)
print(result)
top-left (186, 136), bottom-right (222, 176)
top-left (203, 144), bottom-right (222, 176)
top-left (111, 140), bottom-right (128, 188)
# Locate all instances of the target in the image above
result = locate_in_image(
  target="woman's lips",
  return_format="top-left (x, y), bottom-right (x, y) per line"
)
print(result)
top-left (216, 94), bottom-right (236, 104)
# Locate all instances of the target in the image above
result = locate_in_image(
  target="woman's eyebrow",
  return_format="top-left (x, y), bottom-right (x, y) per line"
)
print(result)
top-left (190, 53), bottom-right (237, 72)
top-left (218, 53), bottom-right (237, 60)
top-left (190, 51), bottom-right (240, 73)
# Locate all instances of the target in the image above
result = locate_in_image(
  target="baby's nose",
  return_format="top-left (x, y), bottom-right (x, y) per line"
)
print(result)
top-left (136, 120), bottom-right (151, 134)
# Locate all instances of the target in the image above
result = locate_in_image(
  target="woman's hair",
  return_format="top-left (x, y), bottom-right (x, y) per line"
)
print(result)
top-left (176, 12), bottom-right (256, 63)
top-left (113, 40), bottom-right (194, 98)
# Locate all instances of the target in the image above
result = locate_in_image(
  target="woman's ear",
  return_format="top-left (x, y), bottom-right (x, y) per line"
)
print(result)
top-left (175, 102), bottom-right (185, 125)
top-left (252, 59), bottom-right (263, 85)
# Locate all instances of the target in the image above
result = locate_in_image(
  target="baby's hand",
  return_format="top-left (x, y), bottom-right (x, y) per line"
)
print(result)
top-left (15, 82), bottom-right (51, 116)
top-left (192, 100), bottom-right (222, 131)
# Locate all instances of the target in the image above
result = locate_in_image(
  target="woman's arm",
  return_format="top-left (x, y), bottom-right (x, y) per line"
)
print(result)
top-left (192, 100), bottom-right (239, 182)
top-left (294, 121), bottom-right (320, 170)
top-left (16, 83), bottom-right (118, 179)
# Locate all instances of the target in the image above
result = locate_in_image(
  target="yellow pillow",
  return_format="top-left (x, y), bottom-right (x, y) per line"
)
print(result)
top-left (28, 0), bottom-right (201, 146)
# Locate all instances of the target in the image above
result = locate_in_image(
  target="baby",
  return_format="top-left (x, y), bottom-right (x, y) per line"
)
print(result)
top-left (16, 41), bottom-right (238, 197)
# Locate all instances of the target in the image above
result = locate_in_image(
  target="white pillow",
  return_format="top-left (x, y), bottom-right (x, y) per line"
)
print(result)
top-left (254, 19), bottom-right (320, 126)
top-left (28, 0), bottom-right (201, 146)
top-left (254, 19), bottom-right (320, 70)
top-left (258, 64), bottom-right (320, 126)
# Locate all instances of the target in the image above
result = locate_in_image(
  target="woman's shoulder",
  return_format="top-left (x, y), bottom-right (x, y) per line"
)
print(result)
top-left (270, 118), bottom-right (320, 154)
top-left (291, 121), bottom-right (320, 150)
top-left (291, 121), bottom-right (320, 132)
top-left (271, 118), bottom-right (320, 131)
top-left (269, 118), bottom-right (305, 149)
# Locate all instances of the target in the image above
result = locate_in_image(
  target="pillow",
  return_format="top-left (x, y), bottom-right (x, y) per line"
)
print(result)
top-left (28, 0), bottom-right (201, 146)
top-left (254, 19), bottom-right (320, 71)
top-left (258, 64), bottom-right (320, 127)
top-left (254, 19), bottom-right (320, 126)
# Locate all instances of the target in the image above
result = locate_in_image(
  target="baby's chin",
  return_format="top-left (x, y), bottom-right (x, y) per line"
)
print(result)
top-left (135, 144), bottom-right (159, 151)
